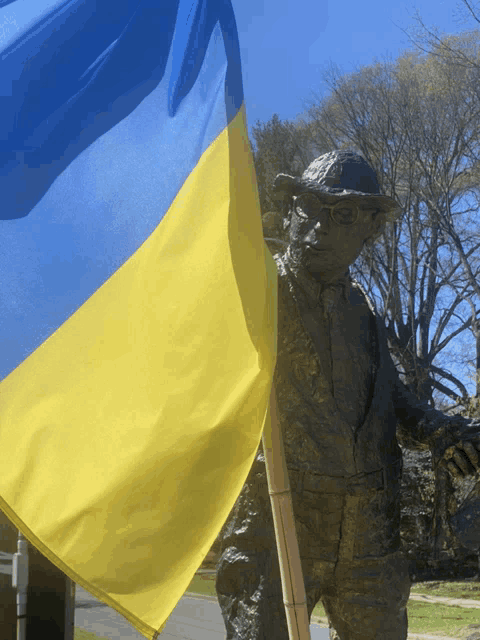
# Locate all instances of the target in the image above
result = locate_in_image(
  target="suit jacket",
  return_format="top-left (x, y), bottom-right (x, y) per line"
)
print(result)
top-left (268, 252), bottom-right (464, 482)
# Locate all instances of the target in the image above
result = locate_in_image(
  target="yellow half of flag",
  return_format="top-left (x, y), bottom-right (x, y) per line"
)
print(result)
top-left (0, 103), bottom-right (277, 637)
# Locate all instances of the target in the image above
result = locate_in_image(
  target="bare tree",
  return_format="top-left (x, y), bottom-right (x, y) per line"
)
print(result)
top-left (251, 114), bottom-right (323, 251)
top-left (402, 12), bottom-right (480, 401)
top-left (304, 44), bottom-right (480, 405)
top-left (251, 114), bottom-right (312, 214)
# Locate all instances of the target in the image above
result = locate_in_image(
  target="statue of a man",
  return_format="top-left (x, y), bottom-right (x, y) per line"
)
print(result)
top-left (215, 150), bottom-right (480, 640)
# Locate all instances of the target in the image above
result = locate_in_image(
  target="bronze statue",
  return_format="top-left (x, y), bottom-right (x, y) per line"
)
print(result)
top-left (215, 150), bottom-right (480, 640)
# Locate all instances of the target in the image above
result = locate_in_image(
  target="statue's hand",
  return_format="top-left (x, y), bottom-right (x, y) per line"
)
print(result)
top-left (442, 439), bottom-right (480, 479)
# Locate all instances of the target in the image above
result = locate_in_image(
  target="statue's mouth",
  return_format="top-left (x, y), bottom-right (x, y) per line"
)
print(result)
top-left (306, 244), bottom-right (330, 252)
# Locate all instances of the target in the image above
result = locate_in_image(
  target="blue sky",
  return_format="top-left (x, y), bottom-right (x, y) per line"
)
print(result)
top-left (1, 0), bottom-right (477, 400)
top-left (232, 0), bottom-right (473, 127)
top-left (231, 0), bottom-right (480, 401)
top-left (1, 0), bottom-right (470, 127)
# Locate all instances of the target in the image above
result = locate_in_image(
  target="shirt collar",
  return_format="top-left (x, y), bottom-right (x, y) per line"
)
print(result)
top-left (281, 248), bottom-right (351, 309)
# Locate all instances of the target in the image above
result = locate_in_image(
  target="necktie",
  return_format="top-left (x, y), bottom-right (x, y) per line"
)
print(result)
top-left (322, 284), bottom-right (358, 426)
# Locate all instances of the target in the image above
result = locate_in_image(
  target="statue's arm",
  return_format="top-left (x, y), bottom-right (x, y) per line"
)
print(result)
top-left (392, 376), bottom-right (461, 452)
top-left (370, 311), bottom-right (480, 475)
top-left (392, 375), bottom-right (480, 476)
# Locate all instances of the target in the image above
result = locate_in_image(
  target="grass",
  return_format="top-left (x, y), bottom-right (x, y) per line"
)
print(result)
top-left (407, 600), bottom-right (480, 636)
top-left (186, 572), bottom-right (218, 597)
top-left (74, 629), bottom-right (110, 640)
top-left (186, 572), bottom-right (480, 636)
top-left (410, 580), bottom-right (480, 600)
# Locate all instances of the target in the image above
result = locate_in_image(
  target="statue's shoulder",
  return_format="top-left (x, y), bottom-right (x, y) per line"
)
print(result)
top-left (273, 252), bottom-right (292, 293)
top-left (350, 279), bottom-right (392, 351)
top-left (350, 279), bottom-right (376, 316)
top-left (272, 253), bottom-right (300, 322)
top-left (273, 252), bottom-right (287, 277)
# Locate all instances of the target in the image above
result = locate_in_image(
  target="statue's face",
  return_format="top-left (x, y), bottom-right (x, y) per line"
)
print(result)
top-left (286, 192), bottom-right (382, 282)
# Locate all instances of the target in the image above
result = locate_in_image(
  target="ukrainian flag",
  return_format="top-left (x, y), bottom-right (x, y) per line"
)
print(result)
top-left (0, 1), bottom-right (277, 637)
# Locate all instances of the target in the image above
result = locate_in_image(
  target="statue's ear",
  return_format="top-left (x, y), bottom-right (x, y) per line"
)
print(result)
top-left (272, 174), bottom-right (297, 197)
top-left (363, 209), bottom-right (386, 246)
top-left (372, 210), bottom-right (387, 234)
top-left (272, 174), bottom-right (297, 235)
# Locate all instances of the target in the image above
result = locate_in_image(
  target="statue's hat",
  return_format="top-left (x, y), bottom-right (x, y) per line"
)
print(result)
top-left (273, 150), bottom-right (402, 221)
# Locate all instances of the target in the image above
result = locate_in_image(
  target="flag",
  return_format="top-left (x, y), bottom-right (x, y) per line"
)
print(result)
top-left (0, 1), bottom-right (277, 637)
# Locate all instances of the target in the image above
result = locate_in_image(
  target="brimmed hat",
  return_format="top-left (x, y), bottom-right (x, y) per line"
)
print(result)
top-left (273, 150), bottom-right (402, 221)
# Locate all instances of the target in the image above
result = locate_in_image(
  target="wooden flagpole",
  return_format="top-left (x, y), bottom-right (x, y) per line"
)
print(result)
top-left (262, 386), bottom-right (311, 640)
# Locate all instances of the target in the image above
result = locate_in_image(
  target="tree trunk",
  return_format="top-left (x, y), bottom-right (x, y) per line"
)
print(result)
top-left (475, 326), bottom-right (480, 398)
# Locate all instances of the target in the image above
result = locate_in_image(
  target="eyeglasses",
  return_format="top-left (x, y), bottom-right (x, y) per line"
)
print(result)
top-left (293, 193), bottom-right (361, 227)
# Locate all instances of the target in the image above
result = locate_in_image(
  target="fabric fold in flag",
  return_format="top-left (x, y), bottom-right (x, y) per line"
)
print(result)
top-left (0, 1), bottom-right (277, 638)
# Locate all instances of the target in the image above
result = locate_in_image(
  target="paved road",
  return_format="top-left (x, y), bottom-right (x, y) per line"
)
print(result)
top-left (1, 554), bottom-right (328, 638)
top-left (3, 554), bottom-right (476, 639)
top-left (3, 551), bottom-right (470, 640)
top-left (74, 585), bottom-right (330, 639)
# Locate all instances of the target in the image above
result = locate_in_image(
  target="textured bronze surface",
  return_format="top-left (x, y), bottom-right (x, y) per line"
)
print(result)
top-left (216, 151), bottom-right (480, 640)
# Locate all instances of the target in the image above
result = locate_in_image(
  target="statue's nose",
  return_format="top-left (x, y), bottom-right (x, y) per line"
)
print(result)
top-left (306, 223), bottom-right (327, 247)
top-left (311, 212), bottom-right (330, 235)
